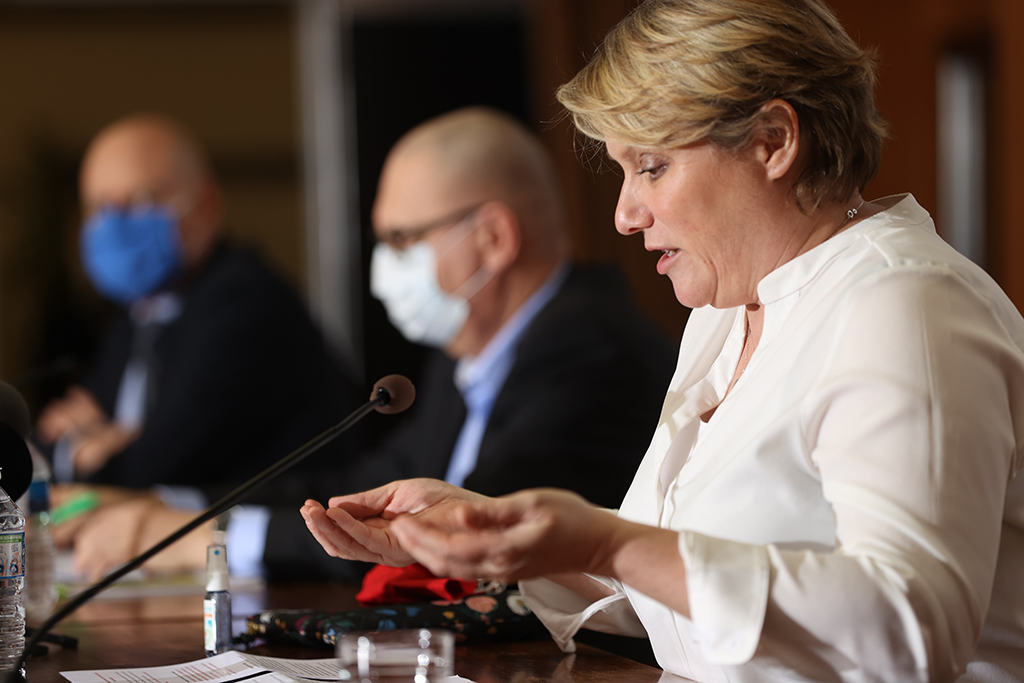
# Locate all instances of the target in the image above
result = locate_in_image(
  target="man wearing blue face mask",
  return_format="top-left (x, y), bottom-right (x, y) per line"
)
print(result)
top-left (36, 115), bottom-right (359, 539)
top-left (80, 197), bottom-right (187, 307)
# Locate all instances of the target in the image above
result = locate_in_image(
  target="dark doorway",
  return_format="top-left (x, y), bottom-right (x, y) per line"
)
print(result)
top-left (352, 13), bottom-right (531, 403)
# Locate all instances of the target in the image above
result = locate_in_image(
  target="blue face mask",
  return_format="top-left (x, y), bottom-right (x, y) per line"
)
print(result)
top-left (80, 204), bottom-right (185, 305)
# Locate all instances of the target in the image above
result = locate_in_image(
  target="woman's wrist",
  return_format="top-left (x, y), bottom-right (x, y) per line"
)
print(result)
top-left (605, 520), bottom-right (691, 618)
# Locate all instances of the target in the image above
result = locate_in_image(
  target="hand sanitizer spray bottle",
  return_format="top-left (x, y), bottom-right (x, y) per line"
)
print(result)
top-left (203, 544), bottom-right (232, 656)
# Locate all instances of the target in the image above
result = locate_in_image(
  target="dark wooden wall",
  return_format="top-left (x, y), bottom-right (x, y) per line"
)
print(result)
top-left (826, 0), bottom-right (1024, 306)
top-left (524, 0), bottom-right (1024, 336)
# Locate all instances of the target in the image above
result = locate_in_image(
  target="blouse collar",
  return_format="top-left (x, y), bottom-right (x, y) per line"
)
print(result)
top-left (756, 194), bottom-right (933, 306)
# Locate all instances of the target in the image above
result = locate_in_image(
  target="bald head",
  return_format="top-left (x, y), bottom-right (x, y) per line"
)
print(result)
top-left (80, 115), bottom-right (223, 268)
top-left (372, 108), bottom-right (572, 358)
top-left (373, 107), bottom-right (569, 260)
top-left (81, 115), bottom-right (209, 212)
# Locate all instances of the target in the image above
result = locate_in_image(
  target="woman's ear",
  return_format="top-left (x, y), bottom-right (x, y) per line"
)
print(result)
top-left (473, 201), bottom-right (521, 274)
top-left (755, 99), bottom-right (801, 182)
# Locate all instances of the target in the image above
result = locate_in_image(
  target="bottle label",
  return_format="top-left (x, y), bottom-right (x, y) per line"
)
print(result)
top-left (0, 532), bottom-right (25, 579)
top-left (203, 598), bottom-right (217, 651)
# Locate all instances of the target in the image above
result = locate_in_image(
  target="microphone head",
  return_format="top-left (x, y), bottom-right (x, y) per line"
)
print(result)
top-left (0, 384), bottom-right (32, 500)
top-left (0, 381), bottom-right (30, 439)
top-left (0, 425), bottom-right (32, 501)
top-left (371, 375), bottom-right (415, 415)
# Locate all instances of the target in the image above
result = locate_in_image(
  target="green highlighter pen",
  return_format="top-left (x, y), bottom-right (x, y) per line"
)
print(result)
top-left (49, 491), bottom-right (100, 526)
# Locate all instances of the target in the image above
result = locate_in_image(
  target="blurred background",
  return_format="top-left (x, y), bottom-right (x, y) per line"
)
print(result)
top-left (0, 0), bottom-right (1016, 412)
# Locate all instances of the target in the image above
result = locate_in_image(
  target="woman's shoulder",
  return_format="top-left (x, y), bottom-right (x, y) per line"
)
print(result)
top-left (824, 212), bottom-right (1024, 356)
top-left (806, 195), bottom-right (1005, 312)
top-left (852, 197), bottom-right (1012, 306)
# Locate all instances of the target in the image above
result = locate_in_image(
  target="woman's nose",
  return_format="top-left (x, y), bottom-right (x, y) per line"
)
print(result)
top-left (614, 184), bottom-right (653, 236)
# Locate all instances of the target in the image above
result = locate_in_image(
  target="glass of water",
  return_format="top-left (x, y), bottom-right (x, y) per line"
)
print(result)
top-left (337, 628), bottom-right (455, 682)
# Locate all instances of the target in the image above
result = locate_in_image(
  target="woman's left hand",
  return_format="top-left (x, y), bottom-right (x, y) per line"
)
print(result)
top-left (390, 488), bottom-right (625, 582)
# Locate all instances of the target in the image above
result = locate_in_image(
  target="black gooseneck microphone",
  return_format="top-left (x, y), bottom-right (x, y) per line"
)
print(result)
top-left (9, 375), bottom-right (415, 683)
top-left (0, 381), bottom-right (35, 503)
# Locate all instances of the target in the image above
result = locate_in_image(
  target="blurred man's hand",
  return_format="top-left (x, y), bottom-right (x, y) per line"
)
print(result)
top-left (71, 423), bottom-right (139, 478)
top-left (51, 484), bottom-right (156, 548)
top-left (71, 499), bottom-right (210, 581)
top-left (36, 386), bottom-right (106, 444)
top-left (37, 386), bottom-right (140, 477)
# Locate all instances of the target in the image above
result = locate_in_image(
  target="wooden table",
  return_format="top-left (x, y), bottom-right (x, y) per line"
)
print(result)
top-left (23, 583), bottom-right (677, 683)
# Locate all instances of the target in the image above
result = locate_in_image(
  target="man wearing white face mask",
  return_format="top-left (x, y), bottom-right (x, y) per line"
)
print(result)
top-left (370, 203), bottom-right (493, 348)
top-left (34, 115), bottom-right (358, 543)
top-left (62, 108), bottom-right (674, 587)
top-left (289, 107), bottom-right (678, 578)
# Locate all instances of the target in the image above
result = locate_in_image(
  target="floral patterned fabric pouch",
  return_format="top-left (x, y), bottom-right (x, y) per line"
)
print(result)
top-left (245, 564), bottom-right (548, 648)
top-left (245, 588), bottom-right (547, 648)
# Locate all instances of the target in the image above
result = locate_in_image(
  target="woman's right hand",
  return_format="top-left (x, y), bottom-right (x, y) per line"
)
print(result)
top-left (390, 488), bottom-right (619, 582)
top-left (300, 478), bottom-right (488, 567)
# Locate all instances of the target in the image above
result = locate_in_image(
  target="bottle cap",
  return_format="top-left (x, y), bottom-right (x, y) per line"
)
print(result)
top-left (28, 480), bottom-right (50, 515)
top-left (206, 544), bottom-right (229, 592)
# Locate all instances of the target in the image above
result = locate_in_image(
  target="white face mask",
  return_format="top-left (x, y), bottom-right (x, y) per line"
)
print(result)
top-left (370, 219), bottom-right (493, 348)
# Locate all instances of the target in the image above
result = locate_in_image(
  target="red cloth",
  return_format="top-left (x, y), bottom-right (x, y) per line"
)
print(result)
top-left (356, 563), bottom-right (478, 605)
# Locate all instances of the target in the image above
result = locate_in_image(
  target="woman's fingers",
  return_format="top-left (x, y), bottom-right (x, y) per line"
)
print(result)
top-left (327, 479), bottom-right (485, 517)
top-left (392, 498), bottom-right (539, 580)
top-left (392, 515), bottom-right (491, 579)
top-left (300, 502), bottom-right (415, 566)
top-left (327, 484), bottom-right (397, 517)
top-left (333, 511), bottom-right (415, 566)
top-left (300, 503), bottom-right (377, 561)
top-left (409, 525), bottom-right (532, 581)
top-left (389, 489), bottom-right (611, 581)
top-left (304, 481), bottom-right (501, 568)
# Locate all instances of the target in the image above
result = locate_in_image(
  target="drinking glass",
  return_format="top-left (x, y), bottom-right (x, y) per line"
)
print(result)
top-left (337, 628), bottom-right (455, 682)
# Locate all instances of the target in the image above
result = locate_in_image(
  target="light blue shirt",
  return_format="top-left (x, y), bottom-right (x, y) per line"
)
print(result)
top-left (114, 294), bottom-right (183, 430)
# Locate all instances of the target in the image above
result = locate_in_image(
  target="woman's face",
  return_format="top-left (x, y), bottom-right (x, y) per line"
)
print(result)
top-left (607, 140), bottom-right (782, 310)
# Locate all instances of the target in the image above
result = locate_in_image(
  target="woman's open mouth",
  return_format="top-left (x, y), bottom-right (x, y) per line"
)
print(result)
top-left (657, 249), bottom-right (679, 274)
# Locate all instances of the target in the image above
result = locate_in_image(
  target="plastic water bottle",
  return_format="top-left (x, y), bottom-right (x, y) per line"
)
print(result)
top-left (24, 450), bottom-right (57, 622)
top-left (0, 484), bottom-right (26, 677)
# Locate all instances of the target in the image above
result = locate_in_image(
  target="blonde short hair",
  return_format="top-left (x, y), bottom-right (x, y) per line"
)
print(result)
top-left (557, 0), bottom-right (888, 207)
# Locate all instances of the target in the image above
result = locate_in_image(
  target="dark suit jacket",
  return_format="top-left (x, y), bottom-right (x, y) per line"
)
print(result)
top-left (83, 243), bottom-right (359, 491)
top-left (263, 264), bottom-right (677, 580)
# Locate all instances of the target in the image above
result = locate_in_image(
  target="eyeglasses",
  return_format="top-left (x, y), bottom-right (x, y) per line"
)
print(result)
top-left (374, 202), bottom-right (485, 251)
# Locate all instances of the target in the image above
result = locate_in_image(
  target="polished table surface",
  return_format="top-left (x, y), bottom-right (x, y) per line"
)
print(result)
top-left (24, 582), bottom-right (680, 683)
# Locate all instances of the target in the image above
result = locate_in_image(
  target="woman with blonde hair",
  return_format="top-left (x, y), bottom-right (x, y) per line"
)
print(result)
top-left (302, 1), bottom-right (1024, 680)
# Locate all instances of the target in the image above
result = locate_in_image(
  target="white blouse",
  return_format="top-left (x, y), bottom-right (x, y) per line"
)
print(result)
top-left (520, 196), bottom-right (1024, 682)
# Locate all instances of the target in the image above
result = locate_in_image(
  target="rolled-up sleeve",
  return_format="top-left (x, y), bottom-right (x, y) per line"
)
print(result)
top-left (679, 532), bottom-right (769, 664)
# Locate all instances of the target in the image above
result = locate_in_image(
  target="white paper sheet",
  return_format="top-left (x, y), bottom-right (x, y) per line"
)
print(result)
top-left (60, 650), bottom-right (475, 683)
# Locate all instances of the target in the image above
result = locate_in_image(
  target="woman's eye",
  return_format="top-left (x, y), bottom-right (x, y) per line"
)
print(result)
top-left (638, 164), bottom-right (666, 179)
